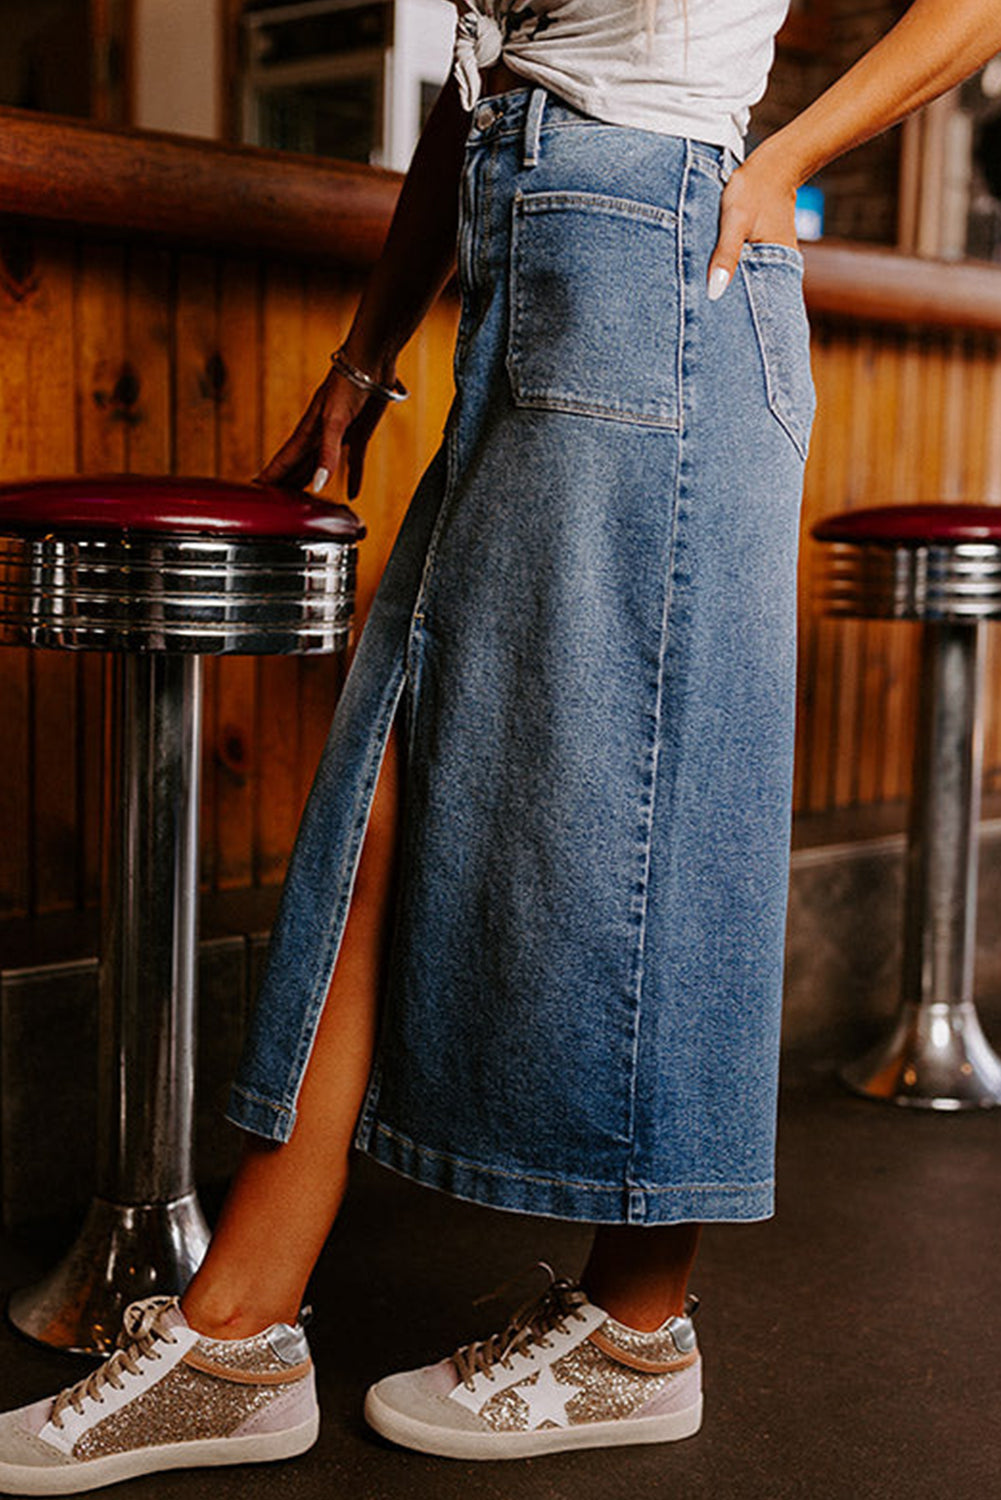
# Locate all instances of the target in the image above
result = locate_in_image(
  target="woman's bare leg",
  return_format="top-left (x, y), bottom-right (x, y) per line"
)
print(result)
top-left (178, 713), bottom-right (700, 1342)
top-left (181, 727), bottom-right (402, 1339)
top-left (582, 1223), bottom-right (702, 1331)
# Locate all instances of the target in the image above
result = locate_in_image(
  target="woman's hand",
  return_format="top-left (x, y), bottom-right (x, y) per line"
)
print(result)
top-left (706, 140), bottom-right (800, 302)
top-left (256, 364), bottom-right (392, 500)
top-left (705, 0), bottom-right (1001, 304)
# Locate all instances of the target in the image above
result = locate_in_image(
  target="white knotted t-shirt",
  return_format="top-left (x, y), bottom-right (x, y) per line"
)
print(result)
top-left (449, 0), bottom-right (790, 157)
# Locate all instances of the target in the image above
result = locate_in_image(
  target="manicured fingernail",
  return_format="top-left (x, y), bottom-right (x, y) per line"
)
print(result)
top-left (310, 467), bottom-right (330, 494)
top-left (707, 266), bottom-right (731, 302)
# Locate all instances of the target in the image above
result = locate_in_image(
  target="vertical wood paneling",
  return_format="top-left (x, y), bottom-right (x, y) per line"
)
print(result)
top-left (77, 245), bottom-right (129, 473)
top-left (0, 232), bottom-right (76, 915)
top-left (214, 257), bottom-right (263, 890)
top-left (984, 353), bottom-right (1001, 503)
top-left (806, 331), bottom-right (861, 811)
top-left (7, 217), bottom-right (1001, 925)
top-left (174, 255), bottom-right (219, 477)
top-left (217, 259), bottom-right (263, 483)
top-left (174, 254), bottom-right (223, 891)
top-left (67, 246), bottom-right (175, 910)
top-left (27, 240), bottom-right (87, 912)
top-left (255, 263), bottom-right (307, 885)
top-left (125, 250), bottom-right (172, 475)
top-left (962, 337), bottom-right (991, 502)
top-left (868, 332), bottom-right (906, 804)
top-left (885, 334), bottom-right (921, 801)
top-left (63, 243), bottom-right (129, 916)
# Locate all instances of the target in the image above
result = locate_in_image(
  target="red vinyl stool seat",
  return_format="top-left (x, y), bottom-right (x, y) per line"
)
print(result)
top-left (814, 503), bottom-right (1001, 547)
top-left (813, 503), bottom-right (1001, 1109)
top-left (0, 473), bottom-right (362, 539)
top-left (0, 475), bottom-right (364, 1351)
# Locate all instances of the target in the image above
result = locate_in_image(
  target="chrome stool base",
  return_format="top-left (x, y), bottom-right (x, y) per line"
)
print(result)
top-left (8, 1193), bottom-right (210, 1354)
top-left (841, 1000), bottom-right (1001, 1110)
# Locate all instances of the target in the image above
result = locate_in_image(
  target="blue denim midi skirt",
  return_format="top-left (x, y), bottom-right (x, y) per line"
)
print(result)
top-left (227, 88), bottom-right (816, 1226)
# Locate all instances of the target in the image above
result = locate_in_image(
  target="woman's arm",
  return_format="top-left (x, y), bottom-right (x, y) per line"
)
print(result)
top-left (708, 0), bottom-right (1001, 298)
top-left (259, 75), bottom-right (469, 496)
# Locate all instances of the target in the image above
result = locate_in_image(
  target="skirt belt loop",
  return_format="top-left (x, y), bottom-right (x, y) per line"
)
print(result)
top-left (523, 87), bottom-right (546, 168)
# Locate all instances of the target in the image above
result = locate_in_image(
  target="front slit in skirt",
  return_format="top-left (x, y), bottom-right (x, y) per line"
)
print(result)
top-left (227, 87), bottom-right (816, 1226)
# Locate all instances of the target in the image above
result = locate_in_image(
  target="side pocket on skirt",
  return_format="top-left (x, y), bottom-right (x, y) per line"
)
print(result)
top-left (507, 190), bottom-right (681, 428)
top-left (739, 244), bottom-right (816, 461)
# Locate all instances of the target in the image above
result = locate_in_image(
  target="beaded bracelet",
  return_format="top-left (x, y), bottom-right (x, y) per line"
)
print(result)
top-left (330, 346), bottom-right (409, 403)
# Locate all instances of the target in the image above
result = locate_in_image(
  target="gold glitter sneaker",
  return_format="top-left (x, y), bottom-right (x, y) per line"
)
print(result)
top-left (0, 1295), bottom-right (318, 1494)
top-left (364, 1270), bottom-right (702, 1459)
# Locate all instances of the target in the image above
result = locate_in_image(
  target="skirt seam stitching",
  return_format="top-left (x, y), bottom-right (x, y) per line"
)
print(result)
top-left (370, 1121), bottom-right (772, 1195)
top-left (623, 146), bottom-right (692, 1193)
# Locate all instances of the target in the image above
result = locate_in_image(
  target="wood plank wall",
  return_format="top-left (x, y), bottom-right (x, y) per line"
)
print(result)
top-left (3, 223), bottom-right (1001, 921)
top-left (0, 226), bottom-right (457, 920)
top-left (798, 320), bottom-right (1001, 814)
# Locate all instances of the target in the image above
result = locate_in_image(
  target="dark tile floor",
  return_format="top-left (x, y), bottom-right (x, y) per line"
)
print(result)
top-left (0, 1055), bottom-right (998, 1500)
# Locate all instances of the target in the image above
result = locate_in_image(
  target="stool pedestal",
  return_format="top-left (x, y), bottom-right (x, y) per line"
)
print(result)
top-left (841, 622), bottom-right (1001, 1107)
top-left (9, 656), bottom-right (209, 1350)
top-left (814, 506), bottom-right (1001, 1109)
top-left (0, 476), bottom-right (363, 1350)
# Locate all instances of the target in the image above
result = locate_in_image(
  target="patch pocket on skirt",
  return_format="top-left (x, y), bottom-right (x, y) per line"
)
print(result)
top-left (739, 243), bottom-right (816, 460)
top-left (507, 190), bottom-right (681, 428)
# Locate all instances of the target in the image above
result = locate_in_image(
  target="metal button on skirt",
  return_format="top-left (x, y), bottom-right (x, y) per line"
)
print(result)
top-left (227, 89), bottom-right (816, 1226)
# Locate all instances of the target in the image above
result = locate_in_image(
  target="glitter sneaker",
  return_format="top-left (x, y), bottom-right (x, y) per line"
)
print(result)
top-left (0, 1295), bottom-right (319, 1495)
top-left (364, 1270), bottom-right (702, 1459)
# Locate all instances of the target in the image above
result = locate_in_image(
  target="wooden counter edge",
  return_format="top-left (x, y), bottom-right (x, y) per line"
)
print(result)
top-left (803, 240), bottom-right (1001, 335)
top-left (2, 107), bottom-right (1001, 331)
top-left (0, 105), bottom-right (402, 269)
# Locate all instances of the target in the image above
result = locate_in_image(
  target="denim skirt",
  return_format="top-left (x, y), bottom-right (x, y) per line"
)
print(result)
top-left (227, 87), bottom-right (816, 1225)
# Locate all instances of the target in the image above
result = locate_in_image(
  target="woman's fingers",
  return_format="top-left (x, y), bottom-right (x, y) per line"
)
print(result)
top-left (310, 394), bottom-right (361, 493)
top-left (256, 372), bottom-right (394, 500)
top-left (708, 153), bottom-right (804, 303)
top-left (256, 428), bottom-right (309, 486)
top-left (307, 441), bottom-right (335, 497)
top-left (257, 378), bottom-right (352, 493)
top-left (707, 151), bottom-right (799, 301)
top-left (256, 389), bottom-right (324, 487)
top-left (707, 188), bottom-right (753, 302)
top-left (343, 397), bottom-right (388, 500)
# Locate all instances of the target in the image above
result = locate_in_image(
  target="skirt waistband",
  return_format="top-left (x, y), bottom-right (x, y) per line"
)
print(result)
top-left (466, 83), bottom-right (737, 180)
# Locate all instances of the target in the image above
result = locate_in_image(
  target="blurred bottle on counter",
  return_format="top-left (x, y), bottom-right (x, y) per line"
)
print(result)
top-left (795, 183), bottom-right (825, 241)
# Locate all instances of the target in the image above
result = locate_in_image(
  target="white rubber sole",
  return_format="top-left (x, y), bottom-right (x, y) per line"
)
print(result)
top-left (364, 1390), bottom-right (703, 1460)
top-left (0, 1413), bottom-right (319, 1496)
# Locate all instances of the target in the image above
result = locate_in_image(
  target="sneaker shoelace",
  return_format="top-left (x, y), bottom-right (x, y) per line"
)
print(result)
top-left (452, 1270), bottom-right (589, 1390)
top-left (50, 1296), bottom-right (180, 1431)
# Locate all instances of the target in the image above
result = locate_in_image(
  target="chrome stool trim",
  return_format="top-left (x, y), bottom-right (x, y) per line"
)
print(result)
top-left (0, 532), bottom-right (357, 654)
top-left (816, 540), bottom-right (1001, 622)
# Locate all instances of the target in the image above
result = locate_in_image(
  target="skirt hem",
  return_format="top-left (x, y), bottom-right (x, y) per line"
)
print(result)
top-left (225, 1086), bottom-right (295, 1144)
top-left (359, 1119), bottom-right (775, 1226)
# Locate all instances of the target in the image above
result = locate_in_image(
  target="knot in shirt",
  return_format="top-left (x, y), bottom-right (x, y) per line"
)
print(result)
top-left (454, 7), bottom-right (504, 110)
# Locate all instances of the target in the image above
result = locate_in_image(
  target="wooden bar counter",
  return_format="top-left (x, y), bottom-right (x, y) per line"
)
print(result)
top-left (2, 105), bottom-right (1001, 924)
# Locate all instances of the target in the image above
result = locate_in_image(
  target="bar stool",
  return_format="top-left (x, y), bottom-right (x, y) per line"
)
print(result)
top-left (813, 504), bottom-right (1001, 1109)
top-left (0, 474), bottom-right (364, 1351)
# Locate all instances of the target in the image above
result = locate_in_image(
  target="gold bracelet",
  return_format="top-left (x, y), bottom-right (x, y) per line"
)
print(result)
top-left (330, 346), bottom-right (409, 403)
